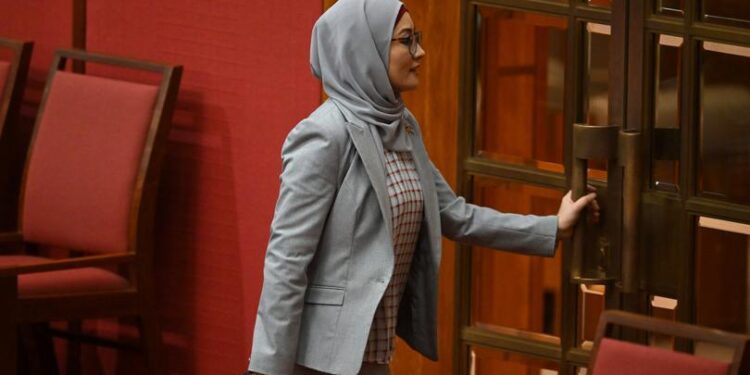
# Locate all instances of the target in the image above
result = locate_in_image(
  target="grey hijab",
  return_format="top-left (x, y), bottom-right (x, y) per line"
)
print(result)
top-left (310, 0), bottom-right (411, 151)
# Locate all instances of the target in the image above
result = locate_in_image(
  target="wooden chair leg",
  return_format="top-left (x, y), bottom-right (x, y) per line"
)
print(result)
top-left (139, 309), bottom-right (165, 374)
top-left (65, 321), bottom-right (82, 375)
top-left (19, 323), bottom-right (59, 375)
top-left (0, 276), bottom-right (18, 375)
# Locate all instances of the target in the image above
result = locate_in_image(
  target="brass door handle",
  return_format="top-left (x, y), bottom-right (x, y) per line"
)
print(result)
top-left (571, 123), bottom-right (642, 293)
top-left (618, 130), bottom-right (642, 293)
top-left (571, 123), bottom-right (618, 284)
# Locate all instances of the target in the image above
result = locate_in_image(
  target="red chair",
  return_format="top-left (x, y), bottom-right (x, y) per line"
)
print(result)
top-left (589, 310), bottom-right (750, 375)
top-left (0, 37), bottom-right (33, 232)
top-left (0, 49), bottom-right (181, 374)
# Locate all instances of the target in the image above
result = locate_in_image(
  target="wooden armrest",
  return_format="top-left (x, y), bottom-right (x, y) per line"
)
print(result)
top-left (0, 253), bottom-right (136, 277)
top-left (599, 310), bottom-right (750, 347)
top-left (0, 232), bottom-right (23, 245)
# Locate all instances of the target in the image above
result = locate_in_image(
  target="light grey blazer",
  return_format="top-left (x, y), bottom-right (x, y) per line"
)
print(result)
top-left (249, 100), bottom-right (558, 375)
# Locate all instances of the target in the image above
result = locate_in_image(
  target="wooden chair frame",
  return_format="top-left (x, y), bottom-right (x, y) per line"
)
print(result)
top-left (0, 37), bottom-right (33, 232)
top-left (0, 37), bottom-right (32, 136)
top-left (0, 48), bottom-right (182, 374)
top-left (589, 310), bottom-right (750, 375)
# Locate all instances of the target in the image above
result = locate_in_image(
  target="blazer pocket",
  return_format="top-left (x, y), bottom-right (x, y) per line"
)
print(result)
top-left (305, 285), bottom-right (345, 306)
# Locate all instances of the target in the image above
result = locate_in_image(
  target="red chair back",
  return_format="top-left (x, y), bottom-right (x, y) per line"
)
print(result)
top-left (21, 71), bottom-right (159, 254)
top-left (590, 310), bottom-right (750, 375)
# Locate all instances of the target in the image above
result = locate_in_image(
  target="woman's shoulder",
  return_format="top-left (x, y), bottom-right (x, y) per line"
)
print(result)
top-left (288, 100), bottom-right (350, 143)
top-left (281, 100), bottom-right (351, 165)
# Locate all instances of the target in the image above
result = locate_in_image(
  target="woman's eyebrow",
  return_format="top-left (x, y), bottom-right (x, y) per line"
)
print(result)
top-left (396, 26), bottom-right (414, 36)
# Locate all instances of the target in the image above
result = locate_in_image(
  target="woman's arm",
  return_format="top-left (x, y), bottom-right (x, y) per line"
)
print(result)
top-left (249, 119), bottom-right (341, 375)
top-left (431, 162), bottom-right (594, 256)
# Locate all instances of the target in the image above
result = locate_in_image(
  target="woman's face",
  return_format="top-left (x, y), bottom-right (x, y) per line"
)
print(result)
top-left (388, 12), bottom-right (425, 93)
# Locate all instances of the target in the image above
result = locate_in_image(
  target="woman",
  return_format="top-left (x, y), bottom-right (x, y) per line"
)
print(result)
top-left (248, 1), bottom-right (597, 374)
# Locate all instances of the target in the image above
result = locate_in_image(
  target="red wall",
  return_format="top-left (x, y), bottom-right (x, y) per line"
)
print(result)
top-left (1, 1), bottom-right (322, 373)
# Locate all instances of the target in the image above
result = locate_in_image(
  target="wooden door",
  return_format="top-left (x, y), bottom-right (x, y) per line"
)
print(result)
top-left (456, 0), bottom-right (750, 374)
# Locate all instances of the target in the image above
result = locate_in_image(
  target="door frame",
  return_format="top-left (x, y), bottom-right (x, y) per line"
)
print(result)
top-left (455, 0), bottom-right (750, 374)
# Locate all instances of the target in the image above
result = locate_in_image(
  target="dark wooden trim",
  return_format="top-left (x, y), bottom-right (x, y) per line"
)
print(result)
top-left (618, 0), bottom-right (646, 301)
top-left (608, 0), bottom-right (628, 299)
top-left (645, 25), bottom-right (750, 47)
top-left (0, 276), bottom-right (18, 374)
top-left (16, 53), bottom-right (65, 233)
top-left (470, 0), bottom-right (569, 16)
top-left (462, 326), bottom-right (562, 360)
top-left (645, 15), bottom-right (750, 46)
top-left (48, 327), bottom-right (140, 351)
top-left (645, 16), bottom-right (687, 34)
top-left (0, 253), bottom-right (136, 277)
top-left (464, 158), bottom-right (568, 189)
top-left (683, 38), bottom-right (698, 209)
top-left (691, 23), bottom-right (750, 47)
top-left (610, 0), bottom-right (627, 126)
top-left (565, 347), bottom-right (591, 367)
top-left (560, 6), bottom-right (583, 373)
top-left (0, 38), bottom-right (33, 137)
top-left (625, 1), bottom-right (645, 133)
top-left (641, 30), bottom-right (656, 192)
top-left (0, 39), bottom-right (33, 233)
top-left (16, 291), bottom-right (140, 322)
top-left (572, 4), bottom-right (611, 23)
top-left (72, 0), bottom-right (86, 73)
top-left (684, 198), bottom-right (750, 224)
top-left (57, 48), bottom-right (173, 72)
top-left (73, 0), bottom-right (86, 50)
top-left (469, 0), bottom-right (613, 22)
top-left (0, 232), bottom-right (22, 244)
top-left (454, 243), bottom-right (473, 375)
top-left (684, 0), bottom-right (696, 27)
top-left (676, 2), bottom-right (698, 352)
top-left (675, 210), bottom-right (695, 353)
top-left (454, 2), bottom-right (478, 373)
top-left (129, 62), bottom-right (182, 261)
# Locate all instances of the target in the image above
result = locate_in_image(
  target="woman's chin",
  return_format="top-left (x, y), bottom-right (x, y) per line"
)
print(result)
top-left (402, 79), bottom-right (420, 92)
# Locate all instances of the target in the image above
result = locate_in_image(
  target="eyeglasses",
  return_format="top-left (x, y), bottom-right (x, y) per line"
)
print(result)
top-left (391, 31), bottom-right (422, 58)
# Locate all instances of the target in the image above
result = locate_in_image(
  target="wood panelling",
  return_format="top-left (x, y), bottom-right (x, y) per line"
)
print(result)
top-left (696, 226), bottom-right (748, 333)
top-left (389, 1), bottom-right (461, 374)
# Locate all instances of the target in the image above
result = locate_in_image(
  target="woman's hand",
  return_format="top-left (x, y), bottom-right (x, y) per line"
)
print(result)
top-left (556, 187), bottom-right (599, 239)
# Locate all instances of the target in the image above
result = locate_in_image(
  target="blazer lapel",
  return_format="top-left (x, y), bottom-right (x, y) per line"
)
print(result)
top-left (346, 122), bottom-right (393, 241)
top-left (408, 124), bottom-right (441, 259)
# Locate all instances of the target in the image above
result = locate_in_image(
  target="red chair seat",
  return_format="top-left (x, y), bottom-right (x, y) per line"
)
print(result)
top-left (592, 337), bottom-right (730, 375)
top-left (0, 255), bottom-right (129, 297)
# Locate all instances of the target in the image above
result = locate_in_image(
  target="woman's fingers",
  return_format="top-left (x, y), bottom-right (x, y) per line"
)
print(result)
top-left (571, 191), bottom-right (600, 224)
top-left (574, 192), bottom-right (597, 209)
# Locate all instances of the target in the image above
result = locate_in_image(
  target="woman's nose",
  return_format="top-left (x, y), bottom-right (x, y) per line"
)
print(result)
top-left (414, 44), bottom-right (426, 59)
